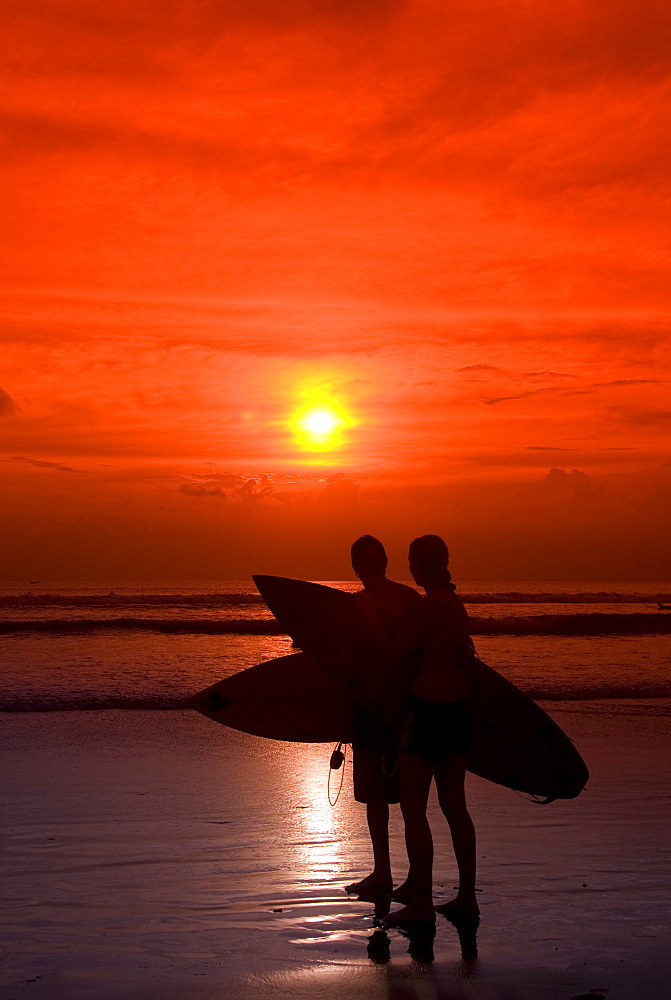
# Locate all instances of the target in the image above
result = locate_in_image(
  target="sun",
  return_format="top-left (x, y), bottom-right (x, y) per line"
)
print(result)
top-left (303, 408), bottom-right (339, 436)
top-left (291, 399), bottom-right (354, 451)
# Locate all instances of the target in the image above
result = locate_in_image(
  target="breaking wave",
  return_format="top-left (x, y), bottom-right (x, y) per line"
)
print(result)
top-left (2, 590), bottom-right (670, 607)
top-left (3, 683), bottom-right (671, 712)
top-left (1, 613), bottom-right (670, 635)
top-left (0, 618), bottom-right (282, 634)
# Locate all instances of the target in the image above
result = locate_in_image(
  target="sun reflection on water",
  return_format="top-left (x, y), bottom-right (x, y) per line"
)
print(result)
top-left (293, 750), bottom-right (350, 879)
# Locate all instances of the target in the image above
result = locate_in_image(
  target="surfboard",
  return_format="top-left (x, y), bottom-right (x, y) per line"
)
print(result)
top-left (461, 650), bottom-right (588, 801)
top-left (252, 574), bottom-right (409, 724)
top-left (185, 652), bottom-right (353, 743)
top-left (252, 575), bottom-right (589, 802)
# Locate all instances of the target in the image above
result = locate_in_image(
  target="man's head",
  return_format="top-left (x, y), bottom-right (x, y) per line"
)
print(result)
top-left (351, 534), bottom-right (388, 584)
top-left (408, 534), bottom-right (449, 586)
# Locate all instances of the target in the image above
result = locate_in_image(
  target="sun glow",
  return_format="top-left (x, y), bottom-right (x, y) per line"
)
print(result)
top-left (291, 397), bottom-right (354, 452)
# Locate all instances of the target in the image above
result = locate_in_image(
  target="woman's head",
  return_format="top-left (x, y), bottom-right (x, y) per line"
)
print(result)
top-left (408, 534), bottom-right (451, 587)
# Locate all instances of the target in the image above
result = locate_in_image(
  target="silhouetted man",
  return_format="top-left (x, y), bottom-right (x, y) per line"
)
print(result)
top-left (346, 534), bottom-right (422, 896)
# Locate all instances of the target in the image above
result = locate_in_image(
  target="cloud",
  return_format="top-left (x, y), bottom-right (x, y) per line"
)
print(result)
top-left (543, 467), bottom-right (592, 498)
top-left (0, 387), bottom-right (17, 415)
top-left (179, 482), bottom-right (226, 497)
top-left (4, 0), bottom-right (671, 213)
top-left (178, 474), bottom-right (276, 504)
top-left (483, 389), bottom-right (558, 406)
top-left (456, 364), bottom-right (507, 376)
top-left (593, 379), bottom-right (662, 387)
top-left (522, 371), bottom-right (573, 383)
top-left (481, 374), bottom-right (660, 406)
top-left (609, 408), bottom-right (671, 429)
top-left (7, 455), bottom-right (84, 473)
top-left (316, 473), bottom-right (360, 509)
top-left (238, 477), bottom-right (275, 504)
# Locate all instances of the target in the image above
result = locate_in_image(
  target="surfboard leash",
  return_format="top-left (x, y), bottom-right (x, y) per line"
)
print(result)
top-left (328, 741), bottom-right (347, 806)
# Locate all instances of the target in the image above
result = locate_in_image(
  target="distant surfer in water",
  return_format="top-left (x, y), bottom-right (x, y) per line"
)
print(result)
top-left (345, 534), bottom-right (423, 897)
top-left (384, 534), bottom-right (479, 925)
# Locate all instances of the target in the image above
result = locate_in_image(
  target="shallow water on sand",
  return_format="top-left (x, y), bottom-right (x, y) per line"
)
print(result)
top-left (2, 708), bottom-right (670, 1000)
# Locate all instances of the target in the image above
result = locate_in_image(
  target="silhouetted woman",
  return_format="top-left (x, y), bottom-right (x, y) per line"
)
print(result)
top-left (386, 534), bottom-right (478, 924)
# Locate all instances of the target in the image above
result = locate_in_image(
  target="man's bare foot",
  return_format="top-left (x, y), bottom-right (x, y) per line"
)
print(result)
top-left (383, 901), bottom-right (436, 926)
top-left (390, 880), bottom-right (415, 904)
top-left (345, 873), bottom-right (393, 895)
top-left (434, 894), bottom-right (480, 918)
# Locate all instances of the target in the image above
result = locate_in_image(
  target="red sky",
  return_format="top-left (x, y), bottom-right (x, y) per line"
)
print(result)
top-left (2, 0), bottom-right (670, 580)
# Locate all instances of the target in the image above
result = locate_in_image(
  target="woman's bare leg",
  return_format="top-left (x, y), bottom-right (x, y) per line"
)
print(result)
top-left (385, 752), bottom-right (436, 923)
top-left (434, 753), bottom-right (479, 915)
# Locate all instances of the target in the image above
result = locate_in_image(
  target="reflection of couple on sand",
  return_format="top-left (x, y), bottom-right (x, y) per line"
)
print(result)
top-left (346, 533), bottom-right (479, 926)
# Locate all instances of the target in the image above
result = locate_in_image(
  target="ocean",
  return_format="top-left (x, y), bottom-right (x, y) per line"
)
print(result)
top-left (2, 579), bottom-right (670, 713)
top-left (3, 580), bottom-right (671, 1000)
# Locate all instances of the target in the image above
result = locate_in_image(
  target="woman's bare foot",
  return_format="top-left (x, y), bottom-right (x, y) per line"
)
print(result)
top-left (390, 880), bottom-right (415, 904)
top-left (345, 872), bottom-right (393, 895)
top-left (434, 893), bottom-right (480, 918)
top-left (383, 900), bottom-right (436, 925)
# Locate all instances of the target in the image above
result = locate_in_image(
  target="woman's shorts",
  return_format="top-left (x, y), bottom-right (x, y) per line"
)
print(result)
top-left (400, 696), bottom-right (472, 764)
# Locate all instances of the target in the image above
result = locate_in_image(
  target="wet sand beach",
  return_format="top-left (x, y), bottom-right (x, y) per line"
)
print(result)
top-left (2, 703), bottom-right (669, 1000)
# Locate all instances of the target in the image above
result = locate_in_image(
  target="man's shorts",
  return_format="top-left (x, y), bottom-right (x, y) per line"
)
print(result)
top-left (400, 695), bottom-right (472, 764)
top-left (351, 703), bottom-right (400, 804)
top-left (352, 741), bottom-right (401, 804)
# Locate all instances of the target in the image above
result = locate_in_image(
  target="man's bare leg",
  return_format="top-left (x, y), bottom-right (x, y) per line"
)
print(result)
top-left (346, 802), bottom-right (393, 894)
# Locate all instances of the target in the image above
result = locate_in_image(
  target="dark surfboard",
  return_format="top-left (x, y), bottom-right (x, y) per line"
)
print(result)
top-left (186, 652), bottom-right (352, 743)
top-left (252, 575), bottom-right (588, 801)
